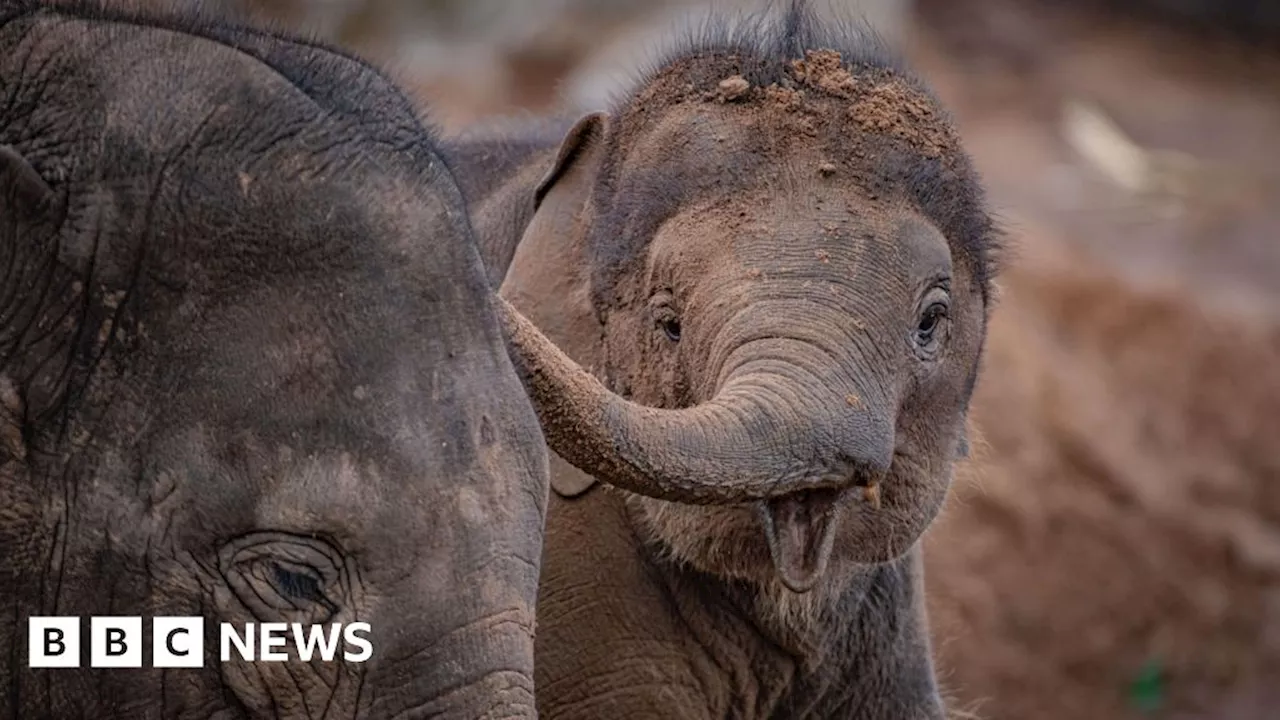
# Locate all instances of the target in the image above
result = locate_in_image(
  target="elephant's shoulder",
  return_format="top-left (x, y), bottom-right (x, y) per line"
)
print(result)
top-left (537, 490), bottom-right (723, 718)
top-left (543, 482), bottom-right (638, 571)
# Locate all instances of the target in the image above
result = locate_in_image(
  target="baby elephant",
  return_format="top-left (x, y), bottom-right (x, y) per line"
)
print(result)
top-left (1, 1), bottom-right (548, 717)
top-left (444, 3), bottom-right (1002, 718)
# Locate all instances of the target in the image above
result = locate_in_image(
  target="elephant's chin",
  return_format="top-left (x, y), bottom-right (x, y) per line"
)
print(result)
top-left (627, 469), bottom-right (948, 596)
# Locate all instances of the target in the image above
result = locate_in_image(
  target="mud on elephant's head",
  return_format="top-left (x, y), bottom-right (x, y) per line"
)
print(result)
top-left (1, 2), bottom-right (547, 718)
top-left (500, 17), bottom-right (1001, 595)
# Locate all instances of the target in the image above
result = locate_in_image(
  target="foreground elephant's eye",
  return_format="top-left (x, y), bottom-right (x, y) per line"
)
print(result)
top-left (244, 557), bottom-right (339, 620)
top-left (271, 562), bottom-right (328, 604)
top-left (661, 318), bottom-right (682, 342)
top-left (220, 533), bottom-right (348, 624)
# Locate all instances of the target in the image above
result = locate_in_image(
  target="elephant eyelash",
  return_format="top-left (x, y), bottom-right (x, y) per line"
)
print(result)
top-left (911, 285), bottom-right (951, 359)
top-left (271, 563), bottom-right (326, 603)
top-left (917, 303), bottom-right (947, 337)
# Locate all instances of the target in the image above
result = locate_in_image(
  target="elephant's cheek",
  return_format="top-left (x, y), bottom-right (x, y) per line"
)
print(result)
top-left (219, 653), bottom-right (364, 720)
top-left (209, 583), bottom-right (367, 720)
top-left (839, 475), bottom-right (951, 564)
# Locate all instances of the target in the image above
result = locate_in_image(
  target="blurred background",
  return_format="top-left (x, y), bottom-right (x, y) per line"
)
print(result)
top-left (193, 0), bottom-right (1279, 717)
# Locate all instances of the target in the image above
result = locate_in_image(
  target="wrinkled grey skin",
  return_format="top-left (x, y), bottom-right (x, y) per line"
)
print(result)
top-left (443, 6), bottom-right (1000, 718)
top-left (0, 2), bottom-right (548, 718)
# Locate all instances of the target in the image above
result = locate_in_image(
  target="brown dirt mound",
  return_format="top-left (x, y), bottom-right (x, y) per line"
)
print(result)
top-left (789, 48), bottom-right (857, 96)
top-left (925, 242), bottom-right (1280, 719)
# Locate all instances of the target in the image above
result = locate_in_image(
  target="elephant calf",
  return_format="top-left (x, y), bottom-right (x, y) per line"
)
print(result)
top-left (1, 1), bottom-right (548, 717)
top-left (444, 3), bottom-right (1003, 718)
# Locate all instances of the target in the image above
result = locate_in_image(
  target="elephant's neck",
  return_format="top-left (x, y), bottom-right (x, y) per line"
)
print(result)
top-left (654, 546), bottom-right (886, 657)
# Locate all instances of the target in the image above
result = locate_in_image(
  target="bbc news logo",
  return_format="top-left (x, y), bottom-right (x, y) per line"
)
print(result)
top-left (28, 617), bottom-right (372, 668)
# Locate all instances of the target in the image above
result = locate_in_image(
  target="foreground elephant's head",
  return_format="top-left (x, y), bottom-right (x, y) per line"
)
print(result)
top-left (1, 2), bottom-right (547, 717)
top-left (500, 31), bottom-right (1001, 594)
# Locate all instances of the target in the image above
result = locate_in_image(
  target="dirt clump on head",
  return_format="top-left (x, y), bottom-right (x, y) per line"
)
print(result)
top-left (846, 83), bottom-right (952, 159)
top-left (763, 83), bottom-right (805, 112)
top-left (712, 74), bottom-right (751, 102)
top-left (762, 48), bottom-right (957, 160)
top-left (789, 48), bottom-right (857, 96)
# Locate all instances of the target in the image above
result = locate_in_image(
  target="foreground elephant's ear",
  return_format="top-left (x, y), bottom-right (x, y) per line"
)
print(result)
top-left (0, 147), bottom-right (45, 466)
top-left (1, 147), bottom-right (52, 466)
top-left (510, 112), bottom-right (610, 500)
top-left (0, 145), bottom-right (54, 217)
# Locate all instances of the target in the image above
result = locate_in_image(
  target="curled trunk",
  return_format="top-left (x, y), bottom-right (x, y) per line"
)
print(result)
top-left (496, 297), bottom-right (852, 504)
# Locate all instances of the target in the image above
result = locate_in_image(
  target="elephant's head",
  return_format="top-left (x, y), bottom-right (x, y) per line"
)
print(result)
top-left (1, 5), bottom-right (546, 718)
top-left (500, 41), bottom-right (1000, 595)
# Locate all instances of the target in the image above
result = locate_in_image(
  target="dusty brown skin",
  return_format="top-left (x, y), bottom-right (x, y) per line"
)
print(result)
top-left (0, 2), bottom-right (548, 718)
top-left (447, 8), bottom-right (1003, 718)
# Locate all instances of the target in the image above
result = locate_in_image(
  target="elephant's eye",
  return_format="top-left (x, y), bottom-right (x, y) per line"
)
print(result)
top-left (917, 303), bottom-right (946, 340)
top-left (649, 290), bottom-right (681, 343)
top-left (220, 532), bottom-right (348, 625)
top-left (271, 562), bottom-right (327, 604)
top-left (912, 287), bottom-right (950, 360)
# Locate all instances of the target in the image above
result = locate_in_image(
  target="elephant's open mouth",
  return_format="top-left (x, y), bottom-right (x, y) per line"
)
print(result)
top-left (757, 486), bottom-right (852, 593)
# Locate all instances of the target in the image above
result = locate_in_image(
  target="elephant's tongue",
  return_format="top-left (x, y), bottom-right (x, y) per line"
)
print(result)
top-left (758, 489), bottom-right (845, 593)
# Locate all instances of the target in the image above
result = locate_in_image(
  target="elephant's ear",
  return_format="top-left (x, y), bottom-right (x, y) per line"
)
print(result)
top-left (533, 112), bottom-right (608, 212)
top-left (0, 145), bottom-right (54, 218)
top-left (506, 113), bottom-right (610, 500)
top-left (0, 147), bottom-right (46, 466)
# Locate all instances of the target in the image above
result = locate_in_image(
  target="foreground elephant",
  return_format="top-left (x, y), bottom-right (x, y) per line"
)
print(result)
top-left (0, 1), bottom-right (548, 717)
top-left (444, 4), bottom-right (1002, 717)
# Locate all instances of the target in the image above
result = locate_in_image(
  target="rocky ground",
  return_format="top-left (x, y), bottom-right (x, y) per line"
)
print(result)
top-left (224, 0), bottom-right (1280, 717)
